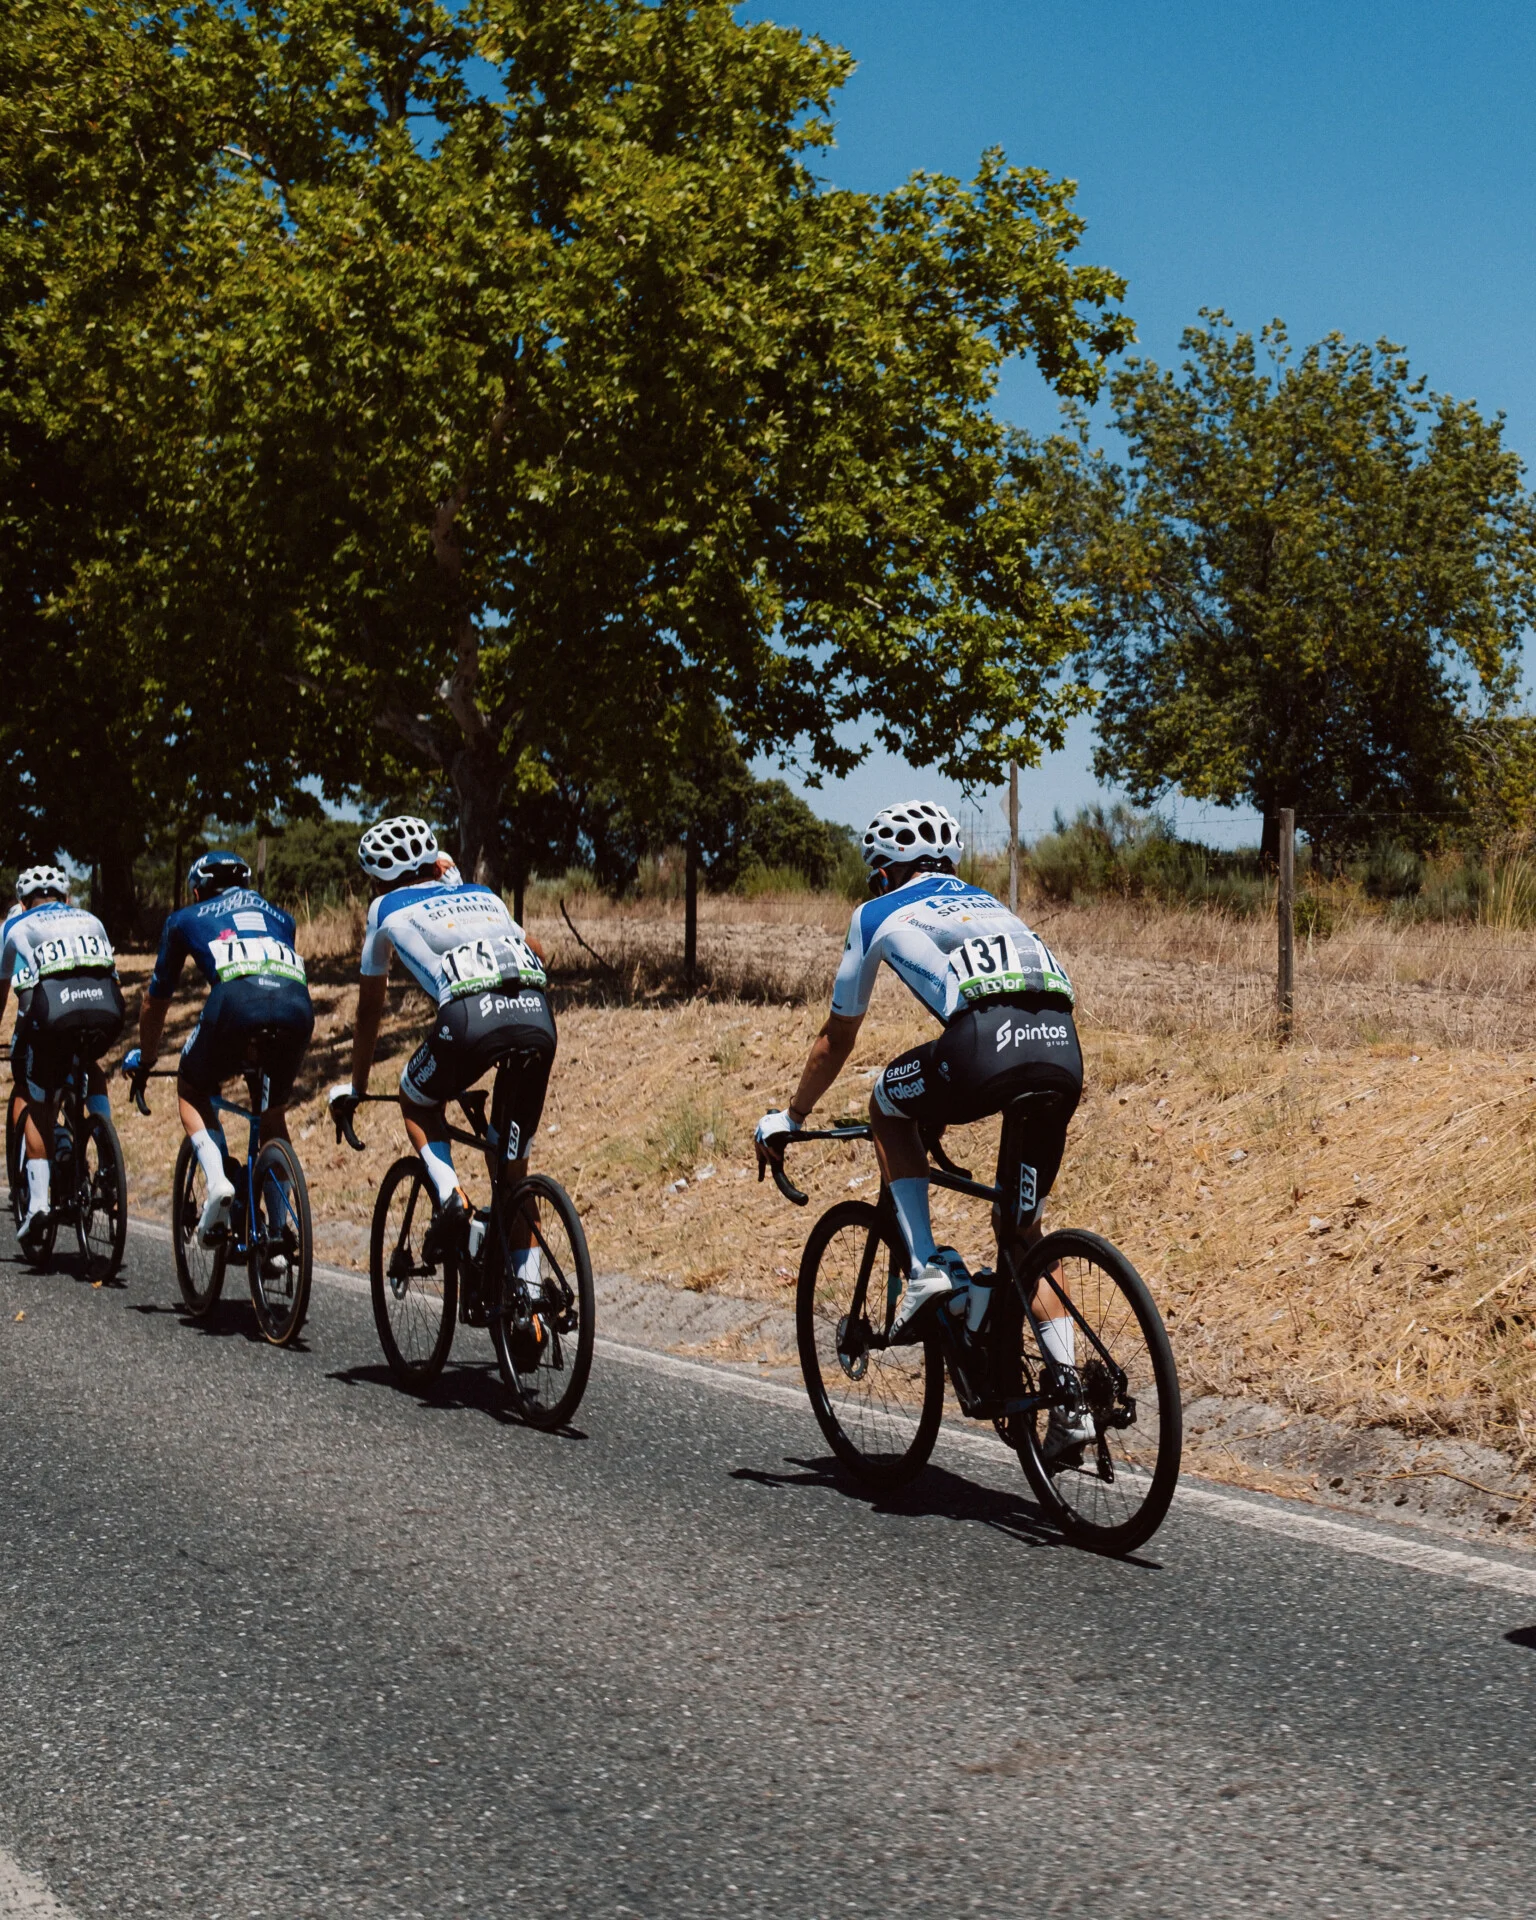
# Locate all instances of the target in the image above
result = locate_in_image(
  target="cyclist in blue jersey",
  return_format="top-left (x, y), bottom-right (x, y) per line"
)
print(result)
top-left (754, 801), bottom-right (1092, 1461)
top-left (327, 816), bottom-right (555, 1271)
top-left (125, 850), bottom-right (315, 1246)
top-left (1, 865), bottom-right (125, 1251)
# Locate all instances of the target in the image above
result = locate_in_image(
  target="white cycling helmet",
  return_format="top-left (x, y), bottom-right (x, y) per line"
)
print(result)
top-left (358, 814), bottom-right (440, 882)
top-left (860, 801), bottom-right (963, 873)
top-left (15, 863), bottom-right (69, 904)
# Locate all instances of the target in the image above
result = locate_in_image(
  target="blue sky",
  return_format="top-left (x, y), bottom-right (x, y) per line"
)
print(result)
top-left (744, 0), bottom-right (1536, 846)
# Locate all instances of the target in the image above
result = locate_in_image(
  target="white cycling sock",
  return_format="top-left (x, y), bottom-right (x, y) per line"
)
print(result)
top-left (515, 1244), bottom-right (542, 1289)
top-left (25, 1157), bottom-right (49, 1212)
top-left (888, 1177), bottom-right (937, 1276)
top-left (190, 1129), bottom-right (229, 1194)
top-left (419, 1140), bottom-right (459, 1207)
top-left (85, 1093), bottom-right (111, 1121)
top-left (1039, 1315), bottom-right (1076, 1369)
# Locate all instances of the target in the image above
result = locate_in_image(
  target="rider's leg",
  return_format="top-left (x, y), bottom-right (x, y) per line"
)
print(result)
top-left (399, 1093), bottom-right (463, 1207)
top-left (870, 1099), bottom-right (936, 1274)
top-left (20, 1094), bottom-right (57, 1224)
top-left (179, 1077), bottom-right (234, 1204)
top-left (84, 1061), bottom-right (111, 1122)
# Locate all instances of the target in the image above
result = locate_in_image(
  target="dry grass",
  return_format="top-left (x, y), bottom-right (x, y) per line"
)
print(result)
top-left (63, 890), bottom-right (1536, 1461)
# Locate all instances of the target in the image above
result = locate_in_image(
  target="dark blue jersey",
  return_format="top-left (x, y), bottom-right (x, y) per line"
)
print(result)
top-left (148, 890), bottom-right (305, 1001)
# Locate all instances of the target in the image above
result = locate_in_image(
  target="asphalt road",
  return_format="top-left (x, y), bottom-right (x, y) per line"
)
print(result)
top-left (4, 1226), bottom-right (1536, 1919)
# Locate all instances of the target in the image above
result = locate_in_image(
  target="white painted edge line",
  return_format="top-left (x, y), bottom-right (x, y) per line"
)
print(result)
top-left (0, 1846), bottom-right (75, 1918)
top-left (123, 1219), bottom-right (1536, 1601)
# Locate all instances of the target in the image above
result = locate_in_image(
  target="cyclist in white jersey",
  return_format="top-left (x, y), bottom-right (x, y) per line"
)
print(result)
top-left (0, 865), bottom-right (124, 1250)
top-left (754, 801), bottom-right (1092, 1460)
top-left (328, 816), bottom-right (555, 1272)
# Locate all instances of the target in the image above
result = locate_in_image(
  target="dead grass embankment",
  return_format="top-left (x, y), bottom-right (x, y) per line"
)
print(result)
top-left (74, 892), bottom-right (1536, 1465)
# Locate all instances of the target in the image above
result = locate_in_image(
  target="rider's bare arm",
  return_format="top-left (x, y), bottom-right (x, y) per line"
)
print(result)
top-left (349, 972), bottom-right (390, 1094)
top-left (138, 994), bottom-right (170, 1062)
top-left (787, 1012), bottom-right (864, 1125)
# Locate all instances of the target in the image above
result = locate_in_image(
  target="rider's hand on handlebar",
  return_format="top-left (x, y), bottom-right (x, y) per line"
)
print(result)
top-left (328, 1083), bottom-right (364, 1150)
top-left (754, 1107), bottom-right (801, 1179)
top-left (122, 1047), bottom-right (143, 1078)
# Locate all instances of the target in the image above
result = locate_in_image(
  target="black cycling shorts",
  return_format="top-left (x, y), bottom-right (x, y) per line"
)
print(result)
top-left (11, 973), bottom-right (126, 1104)
top-left (179, 977), bottom-right (315, 1108)
top-left (402, 985), bottom-right (558, 1158)
top-left (872, 997), bottom-right (1083, 1225)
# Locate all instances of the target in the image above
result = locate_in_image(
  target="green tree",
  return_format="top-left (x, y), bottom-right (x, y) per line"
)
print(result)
top-left (161, 0), bottom-right (1129, 878)
top-left (1038, 314), bottom-right (1536, 860)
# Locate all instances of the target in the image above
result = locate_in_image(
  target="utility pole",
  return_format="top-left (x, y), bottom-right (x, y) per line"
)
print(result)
top-left (1008, 762), bottom-right (1020, 914)
top-left (1277, 807), bottom-right (1295, 1045)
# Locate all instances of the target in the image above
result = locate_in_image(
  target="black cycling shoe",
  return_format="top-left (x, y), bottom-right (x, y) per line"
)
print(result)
top-left (422, 1192), bottom-right (468, 1267)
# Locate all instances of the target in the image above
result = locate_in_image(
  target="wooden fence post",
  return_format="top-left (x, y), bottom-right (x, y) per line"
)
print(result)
top-left (684, 828), bottom-right (699, 995)
top-left (1008, 762), bottom-right (1020, 915)
top-left (1277, 807), bottom-right (1295, 1044)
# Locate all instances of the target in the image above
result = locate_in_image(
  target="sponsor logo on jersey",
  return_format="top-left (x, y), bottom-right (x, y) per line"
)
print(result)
top-left (886, 1057), bottom-right (922, 1079)
top-left (58, 983), bottom-right (108, 1005)
top-left (885, 1075), bottom-right (924, 1101)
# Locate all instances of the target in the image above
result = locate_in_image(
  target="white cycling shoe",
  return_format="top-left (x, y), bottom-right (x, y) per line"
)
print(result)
top-left (17, 1202), bottom-right (50, 1253)
top-left (198, 1176), bottom-right (236, 1248)
top-left (890, 1247), bottom-right (970, 1342)
top-left (1042, 1405), bottom-right (1098, 1471)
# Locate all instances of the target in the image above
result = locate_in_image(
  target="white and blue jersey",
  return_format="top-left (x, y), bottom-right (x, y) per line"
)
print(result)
top-left (2, 899), bottom-right (116, 1009)
top-left (831, 872), bottom-right (1073, 1025)
top-left (360, 879), bottom-right (544, 1006)
top-left (148, 890), bottom-right (305, 1000)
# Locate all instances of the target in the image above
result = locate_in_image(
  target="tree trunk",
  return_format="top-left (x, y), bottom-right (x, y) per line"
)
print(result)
top-left (448, 738), bottom-right (508, 893)
top-left (97, 838), bottom-right (141, 947)
top-left (684, 827), bottom-right (699, 993)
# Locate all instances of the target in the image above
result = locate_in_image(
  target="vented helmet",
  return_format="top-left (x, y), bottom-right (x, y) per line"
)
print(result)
top-left (358, 815), bottom-right (440, 882)
top-left (187, 850), bottom-right (252, 902)
top-left (860, 801), bottom-right (963, 874)
top-left (15, 863), bottom-right (69, 904)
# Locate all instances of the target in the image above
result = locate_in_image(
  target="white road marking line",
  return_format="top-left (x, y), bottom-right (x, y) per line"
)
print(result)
top-left (0, 1847), bottom-right (75, 1918)
top-left (123, 1221), bottom-right (1536, 1600)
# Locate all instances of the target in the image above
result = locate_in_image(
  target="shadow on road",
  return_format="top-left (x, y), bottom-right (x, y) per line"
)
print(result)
top-left (326, 1357), bottom-right (589, 1440)
top-left (125, 1294), bottom-right (311, 1352)
top-left (732, 1453), bottom-right (1066, 1549)
top-left (1503, 1626), bottom-right (1536, 1650)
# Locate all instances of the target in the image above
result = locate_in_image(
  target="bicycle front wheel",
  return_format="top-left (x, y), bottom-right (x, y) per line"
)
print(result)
top-left (796, 1200), bottom-right (943, 1487)
top-left (489, 1174), bottom-right (595, 1429)
top-left (1001, 1229), bottom-right (1182, 1555)
top-left (77, 1113), bottom-right (128, 1281)
top-left (370, 1157), bottom-right (456, 1385)
top-left (247, 1139), bottom-right (313, 1346)
top-left (171, 1136), bottom-right (227, 1317)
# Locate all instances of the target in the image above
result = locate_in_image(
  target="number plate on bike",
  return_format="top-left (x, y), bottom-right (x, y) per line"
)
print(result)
top-left (210, 934), bottom-right (307, 984)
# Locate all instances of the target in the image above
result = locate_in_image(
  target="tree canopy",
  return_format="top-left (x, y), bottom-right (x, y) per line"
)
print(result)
top-left (0, 0), bottom-right (1133, 929)
top-left (1036, 314), bottom-right (1536, 859)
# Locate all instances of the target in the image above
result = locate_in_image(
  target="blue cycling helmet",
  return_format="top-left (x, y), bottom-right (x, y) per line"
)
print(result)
top-left (187, 849), bottom-right (252, 902)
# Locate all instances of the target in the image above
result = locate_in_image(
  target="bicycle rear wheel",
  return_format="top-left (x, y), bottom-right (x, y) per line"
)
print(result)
top-left (77, 1113), bottom-right (127, 1281)
top-left (1000, 1229), bottom-right (1181, 1555)
top-left (171, 1136), bottom-right (228, 1317)
top-left (247, 1139), bottom-right (313, 1346)
top-left (370, 1157), bottom-right (457, 1385)
top-left (489, 1173), bottom-right (595, 1429)
top-left (796, 1199), bottom-right (943, 1487)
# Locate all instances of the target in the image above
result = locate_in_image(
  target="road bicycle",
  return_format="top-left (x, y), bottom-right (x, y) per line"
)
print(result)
top-left (767, 1098), bottom-right (1182, 1555)
top-left (337, 1063), bottom-right (594, 1429)
top-left (130, 1050), bottom-right (313, 1346)
top-left (6, 1047), bottom-right (127, 1282)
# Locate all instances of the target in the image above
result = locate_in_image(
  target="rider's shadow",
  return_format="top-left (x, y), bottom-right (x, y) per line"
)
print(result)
top-left (326, 1358), bottom-right (588, 1438)
top-left (127, 1297), bottom-right (311, 1352)
top-left (731, 1454), bottom-right (1066, 1549)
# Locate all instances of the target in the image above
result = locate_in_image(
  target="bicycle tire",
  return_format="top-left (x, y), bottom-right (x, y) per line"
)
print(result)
top-left (7, 1096), bottom-right (58, 1268)
top-left (489, 1173), bottom-right (595, 1429)
top-left (171, 1135), bottom-right (228, 1317)
top-left (796, 1199), bottom-right (943, 1487)
top-left (247, 1139), bottom-right (313, 1346)
top-left (76, 1113), bottom-right (128, 1281)
top-left (370, 1156), bottom-right (457, 1385)
top-left (1000, 1228), bottom-right (1181, 1555)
